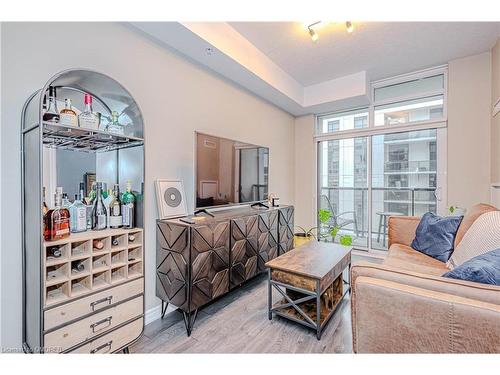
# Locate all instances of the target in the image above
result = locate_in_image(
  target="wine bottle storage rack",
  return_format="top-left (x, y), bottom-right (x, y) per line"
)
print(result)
top-left (43, 228), bottom-right (143, 307)
top-left (42, 122), bottom-right (144, 153)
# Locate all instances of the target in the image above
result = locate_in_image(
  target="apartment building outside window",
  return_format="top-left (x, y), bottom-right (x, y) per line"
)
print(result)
top-left (316, 66), bottom-right (447, 253)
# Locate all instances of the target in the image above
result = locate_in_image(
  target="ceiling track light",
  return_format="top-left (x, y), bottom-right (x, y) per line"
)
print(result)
top-left (346, 21), bottom-right (354, 33)
top-left (308, 27), bottom-right (319, 42)
top-left (307, 21), bottom-right (321, 42)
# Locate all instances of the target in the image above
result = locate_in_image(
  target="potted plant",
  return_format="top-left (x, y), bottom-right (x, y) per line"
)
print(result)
top-left (294, 209), bottom-right (342, 246)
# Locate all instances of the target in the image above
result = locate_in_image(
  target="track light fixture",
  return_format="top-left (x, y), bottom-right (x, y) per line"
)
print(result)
top-left (307, 21), bottom-right (321, 42)
top-left (306, 21), bottom-right (354, 42)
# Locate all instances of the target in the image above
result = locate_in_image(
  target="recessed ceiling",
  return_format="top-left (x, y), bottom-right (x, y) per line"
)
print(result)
top-left (230, 22), bottom-right (500, 85)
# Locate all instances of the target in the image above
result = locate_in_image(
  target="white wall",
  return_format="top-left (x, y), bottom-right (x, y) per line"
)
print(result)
top-left (447, 52), bottom-right (492, 208)
top-left (0, 22), bottom-right (295, 348)
top-left (293, 115), bottom-right (315, 230)
top-left (491, 38), bottom-right (500, 183)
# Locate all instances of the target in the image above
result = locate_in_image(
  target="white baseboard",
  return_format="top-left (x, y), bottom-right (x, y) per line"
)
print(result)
top-left (144, 303), bottom-right (176, 326)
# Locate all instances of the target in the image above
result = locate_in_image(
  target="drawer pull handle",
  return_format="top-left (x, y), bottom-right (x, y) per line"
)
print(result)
top-left (90, 296), bottom-right (112, 311)
top-left (90, 316), bottom-right (112, 333)
top-left (91, 340), bottom-right (113, 354)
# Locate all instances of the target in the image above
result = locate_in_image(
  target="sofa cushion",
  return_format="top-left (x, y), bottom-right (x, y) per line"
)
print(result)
top-left (454, 203), bottom-right (497, 247)
top-left (449, 211), bottom-right (500, 268)
top-left (384, 244), bottom-right (450, 276)
top-left (443, 248), bottom-right (500, 285)
top-left (410, 212), bottom-right (463, 262)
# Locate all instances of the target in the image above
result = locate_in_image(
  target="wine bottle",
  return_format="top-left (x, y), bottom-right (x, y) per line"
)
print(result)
top-left (43, 86), bottom-right (60, 123)
top-left (112, 238), bottom-right (119, 247)
top-left (122, 181), bottom-right (135, 229)
top-left (109, 184), bottom-right (122, 228)
top-left (91, 182), bottom-right (107, 231)
top-left (72, 260), bottom-right (85, 272)
top-left (93, 239), bottom-right (104, 250)
top-left (128, 234), bottom-right (135, 242)
top-left (47, 246), bottom-right (62, 258)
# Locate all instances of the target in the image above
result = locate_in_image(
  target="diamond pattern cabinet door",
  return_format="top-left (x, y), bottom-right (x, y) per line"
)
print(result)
top-left (190, 221), bottom-right (230, 310)
top-left (230, 215), bottom-right (259, 288)
top-left (257, 210), bottom-right (279, 272)
top-left (156, 222), bottom-right (190, 311)
top-left (278, 206), bottom-right (295, 255)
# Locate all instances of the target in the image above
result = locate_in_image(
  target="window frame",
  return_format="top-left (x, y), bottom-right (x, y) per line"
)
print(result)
top-left (314, 65), bottom-right (448, 254)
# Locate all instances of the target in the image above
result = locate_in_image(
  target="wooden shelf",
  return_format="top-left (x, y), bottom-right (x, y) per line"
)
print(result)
top-left (42, 228), bottom-right (143, 307)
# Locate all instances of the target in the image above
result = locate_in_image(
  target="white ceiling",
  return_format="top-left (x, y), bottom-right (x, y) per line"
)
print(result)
top-left (130, 22), bottom-right (500, 116)
top-left (230, 22), bottom-right (500, 85)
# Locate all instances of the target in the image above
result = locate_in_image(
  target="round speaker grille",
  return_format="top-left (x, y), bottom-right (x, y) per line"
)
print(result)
top-left (164, 187), bottom-right (182, 207)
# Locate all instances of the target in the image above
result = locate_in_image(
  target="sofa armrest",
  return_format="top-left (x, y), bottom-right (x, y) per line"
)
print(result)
top-left (388, 216), bottom-right (420, 247)
top-left (350, 262), bottom-right (500, 353)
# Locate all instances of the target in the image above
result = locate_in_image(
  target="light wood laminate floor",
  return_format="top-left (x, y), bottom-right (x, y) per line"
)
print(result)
top-left (131, 255), bottom-right (381, 353)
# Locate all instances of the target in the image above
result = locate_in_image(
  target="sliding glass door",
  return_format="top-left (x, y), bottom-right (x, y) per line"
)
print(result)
top-left (318, 129), bottom-right (442, 252)
top-left (318, 137), bottom-right (368, 248)
top-left (371, 129), bottom-right (438, 250)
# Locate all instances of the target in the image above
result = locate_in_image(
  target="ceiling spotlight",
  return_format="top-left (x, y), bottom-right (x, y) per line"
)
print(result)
top-left (309, 27), bottom-right (319, 42)
top-left (307, 21), bottom-right (321, 42)
top-left (346, 21), bottom-right (354, 33)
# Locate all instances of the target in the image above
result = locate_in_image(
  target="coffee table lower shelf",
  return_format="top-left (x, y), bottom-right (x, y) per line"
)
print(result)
top-left (268, 271), bottom-right (350, 340)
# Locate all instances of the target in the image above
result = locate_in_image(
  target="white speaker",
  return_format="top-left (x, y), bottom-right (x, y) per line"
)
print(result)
top-left (155, 179), bottom-right (188, 219)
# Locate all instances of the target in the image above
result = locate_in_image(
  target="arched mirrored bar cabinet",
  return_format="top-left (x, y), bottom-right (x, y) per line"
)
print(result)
top-left (21, 69), bottom-right (145, 353)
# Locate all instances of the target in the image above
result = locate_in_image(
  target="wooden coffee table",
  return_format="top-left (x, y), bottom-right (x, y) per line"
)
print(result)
top-left (265, 241), bottom-right (352, 340)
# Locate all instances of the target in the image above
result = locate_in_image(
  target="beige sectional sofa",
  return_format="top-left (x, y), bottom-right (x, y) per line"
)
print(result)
top-left (350, 204), bottom-right (500, 353)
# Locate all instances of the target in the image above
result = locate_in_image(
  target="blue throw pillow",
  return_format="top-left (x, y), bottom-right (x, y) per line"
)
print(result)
top-left (411, 212), bottom-right (463, 262)
top-left (443, 248), bottom-right (500, 285)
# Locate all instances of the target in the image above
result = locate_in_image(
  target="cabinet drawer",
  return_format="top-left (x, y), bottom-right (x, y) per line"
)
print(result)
top-left (69, 318), bottom-right (143, 354)
top-left (44, 295), bottom-right (143, 352)
top-left (44, 278), bottom-right (143, 331)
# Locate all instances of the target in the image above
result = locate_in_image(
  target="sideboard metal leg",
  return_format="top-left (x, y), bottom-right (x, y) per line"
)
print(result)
top-left (182, 309), bottom-right (199, 337)
top-left (161, 300), bottom-right (169, 319)
top-left (268, 269), bottom-right (272, 320)
top-left (122, 347), bottom-right (130, 354)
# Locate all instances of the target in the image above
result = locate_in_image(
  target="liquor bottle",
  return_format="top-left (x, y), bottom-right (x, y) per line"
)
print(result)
top-left (47, 246), bottom-right (62, 258)
top-left (109, 184), bottom-right (122, 228)
top-left (42, 187), bottom-right (49, 217)
top-left (106, 111), bottom-right (124, 135)
top-left (42, 86), bottom-right (60, 123)
top-left (91, 182), bottom-right (107, 230)
top-left (103, 188), bottom-right (114, 227)
top-left (121, 181), bottom-right (135, 229)
top-left (44, 187), bottom-right (70, 241)
top-left (59, 98), bottom-right (78, 127)
top-left (78, 93), bottom-right (100, 130)
top-left (85, 182), bottom-right (96, 230)
top-left (93, 239), bottom-right (104, 250)
top-left (61, 193), bottom-right (71, 208)
top-left (69, 184), bottom-right (87, 233)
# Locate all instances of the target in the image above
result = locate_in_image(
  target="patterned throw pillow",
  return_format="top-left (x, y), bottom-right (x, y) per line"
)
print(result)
top-left (443, 248), bottom-right (500, 285)
top-left (411, 212), bottom-right (463, 262)
top-left (448, 211), bottom-right (500, 268)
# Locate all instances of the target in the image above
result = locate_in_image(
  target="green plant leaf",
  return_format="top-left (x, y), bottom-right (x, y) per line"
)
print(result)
top-left (330, 225), bottom-right (339, 238)
top-left (340, 234), bottom-right (353, 246)
top-left (318, 209), bottom-right (331, 223)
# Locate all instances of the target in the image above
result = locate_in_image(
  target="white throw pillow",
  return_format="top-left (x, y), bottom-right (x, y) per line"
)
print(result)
top-left (448, 211), bottom-right (500, 268)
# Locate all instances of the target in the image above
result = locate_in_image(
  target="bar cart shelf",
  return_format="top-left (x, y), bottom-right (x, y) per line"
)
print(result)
top-left (21, 68), bottom-right (145, 354)
top-left (43, 122), bottom-right (144, 153)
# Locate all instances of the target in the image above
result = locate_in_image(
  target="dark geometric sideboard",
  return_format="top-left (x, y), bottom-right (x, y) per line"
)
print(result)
top-left (156, 205), bottom-right (294, 335)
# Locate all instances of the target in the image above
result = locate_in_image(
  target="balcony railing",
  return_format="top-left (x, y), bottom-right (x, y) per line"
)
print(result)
top-left (320, 186), bottom-right (437, 243)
